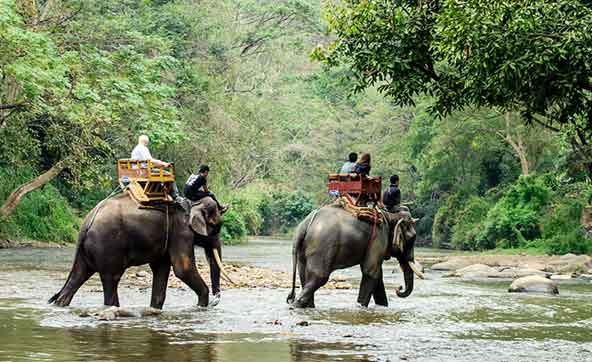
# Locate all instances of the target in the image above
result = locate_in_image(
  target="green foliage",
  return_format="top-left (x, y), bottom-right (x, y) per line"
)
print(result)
top-left (319, 0), bottom-right (592, 176)
top-left (432, 194), bottom-right (464, 248)
top-left (261, 190), bottom-right (315, 235)
top-left (220, 208), bottom-right (248, 245)
top-left (450, 196), bottom-right (493, 250)
top-left (0, 168), bottom-right (78, 242)
top-left (477, 175), bottom-right (551, 249)
top-left (1, 0), bottom-right (590, 257)
top-left (219, 184), bottom-right (270, 243)
top-left (539, 200), bottom-right (591, 255)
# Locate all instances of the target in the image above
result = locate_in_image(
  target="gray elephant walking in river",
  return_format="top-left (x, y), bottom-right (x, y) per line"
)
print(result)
top-left (287, 204), bottom-right (423, 308)
top-left (49, 194), bottom-right (233, 309)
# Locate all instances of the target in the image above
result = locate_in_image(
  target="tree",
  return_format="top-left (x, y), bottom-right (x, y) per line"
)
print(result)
top-left (0, 0), bottom-right (184, 217)
top-left (316, 0), bottom-right (592, 177)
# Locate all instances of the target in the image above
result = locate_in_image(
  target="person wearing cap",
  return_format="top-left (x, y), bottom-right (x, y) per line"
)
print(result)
top-left (382, 174), bottom-right (401, 212)
top-left (184, 164), bottom-right (228, 212)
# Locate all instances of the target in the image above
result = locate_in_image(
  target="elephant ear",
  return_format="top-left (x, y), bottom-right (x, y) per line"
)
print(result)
top-left (189, 197), bottom-right (220, 237)
top-left (190, 207), bottom-right (208, 236)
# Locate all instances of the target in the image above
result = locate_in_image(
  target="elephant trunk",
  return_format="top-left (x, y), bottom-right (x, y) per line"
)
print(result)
top-left (395, 260), bottom-right (414, 298)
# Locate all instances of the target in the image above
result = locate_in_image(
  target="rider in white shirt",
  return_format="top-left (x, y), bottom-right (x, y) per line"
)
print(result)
top-left (131, 135), bottom-right (170, 167)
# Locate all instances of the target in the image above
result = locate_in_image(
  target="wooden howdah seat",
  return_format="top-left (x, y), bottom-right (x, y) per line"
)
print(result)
top-left (327, 173), bottom-right (382, 206)
top-left (117, 159), bottom-right (175, 205)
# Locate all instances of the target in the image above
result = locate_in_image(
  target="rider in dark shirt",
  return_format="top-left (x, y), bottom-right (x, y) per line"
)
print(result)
top-left (383, 174), bottom-right (401, 212)
top-left (184, 164), bottom-right (228, 212)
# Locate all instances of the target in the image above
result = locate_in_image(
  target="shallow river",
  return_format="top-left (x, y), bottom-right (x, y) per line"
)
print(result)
top-left (1, 239), bottom-right (591, 362)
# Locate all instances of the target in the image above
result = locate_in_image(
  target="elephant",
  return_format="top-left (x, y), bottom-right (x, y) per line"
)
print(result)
top-left (286, 204), bottom-right (423, 308)
top-left (49, 194), bottom-right (233, 309)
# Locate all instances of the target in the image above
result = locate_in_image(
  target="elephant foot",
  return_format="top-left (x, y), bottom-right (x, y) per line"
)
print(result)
top-left (286, 290), bottom-right (296, 304)
top-left (208, 293), bottom-right (220, 308)
top-left (197, 295), bottom-right (209, 308)
top-left (292, 298), bottom-right (315, 309)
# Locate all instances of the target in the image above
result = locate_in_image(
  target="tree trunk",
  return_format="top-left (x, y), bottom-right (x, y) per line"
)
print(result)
top-left (503, 112), bottom-right (530, 176)
top-left (0, 161), bottom-right (66, 218)
top-left (506, 136), bottom-right (529, 176)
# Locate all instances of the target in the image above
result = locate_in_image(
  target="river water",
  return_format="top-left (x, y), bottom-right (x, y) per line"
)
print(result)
top-left (1, 239), bottom-right (591, 362)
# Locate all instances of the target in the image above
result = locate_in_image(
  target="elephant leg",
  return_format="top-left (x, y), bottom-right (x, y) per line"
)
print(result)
top-left (357, 274), bottom-right (379, 307)
top-left (100, 273), bottom-right (122, 307)
top-left (150, 259), bottom-right (171, 309)
top-left (298, 258), bottom-right (306, 289)
top-left (171, 253), bottom-right (209, 307)
top-left (54, 265), bottom-right (94, 307)
top-left (372, 277), bottom-right (388, 307)
top-left (293, 271), bottom-right (328, 309)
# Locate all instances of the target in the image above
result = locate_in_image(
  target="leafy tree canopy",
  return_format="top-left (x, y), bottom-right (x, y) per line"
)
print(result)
top-left (316, 0), bottom-right (592, 173)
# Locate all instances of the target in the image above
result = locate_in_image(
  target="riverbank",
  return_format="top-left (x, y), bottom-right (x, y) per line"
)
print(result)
top-left (0, 238), bottom-right (67, 249)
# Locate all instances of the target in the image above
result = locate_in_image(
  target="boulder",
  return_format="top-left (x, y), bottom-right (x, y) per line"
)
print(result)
top-left (523, 262), bottom-right (546, 271)
top-left (508, 276), bottom-right (558, 294)
top-left (136, 271), bottom-right (148, 278)
top-left (96, 306), bottom-right (141, 320)
top-left (431, 258), bottom-right (474, 271)
top-left (496, 268), bottom-right (548, 279)
top-left (140, 307), bottom-right (163, 317)
top-left (97, 307), bottom-right (118, 321)
top-left (546, 255), bottom-right (592, 274)
top-left (449, 264), bottom-right (500, 278)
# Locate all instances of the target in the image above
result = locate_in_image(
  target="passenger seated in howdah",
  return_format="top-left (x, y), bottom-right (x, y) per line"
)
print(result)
top-left (339, 152), bottom-right (358, 173)
top-left (353, 153), bottom-right (371, 176)
top-left (131, 134), bottom-right (179, 199)
top-left (184, 164), bottom-right (229, 213)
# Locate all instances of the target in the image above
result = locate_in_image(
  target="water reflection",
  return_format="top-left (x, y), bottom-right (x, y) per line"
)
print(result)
top-left (1, 242), bottom-right (592, 362)
top-left (0, 306), bottom-right (372, 362)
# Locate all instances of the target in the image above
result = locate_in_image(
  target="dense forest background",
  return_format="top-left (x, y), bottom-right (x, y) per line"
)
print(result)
top-left (1, 0), bottom-right (591, 254)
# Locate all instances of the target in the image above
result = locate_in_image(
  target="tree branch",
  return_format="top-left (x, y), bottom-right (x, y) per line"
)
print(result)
top-left (0, 102), bottom-right (25, 110)
top-left (531, 114), bottom-right (561, 132)
top-left (0, 160), bottom-right (67, 218)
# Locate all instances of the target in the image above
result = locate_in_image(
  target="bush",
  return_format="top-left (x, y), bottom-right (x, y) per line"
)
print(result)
top-left (260, 190), bottom-right (315, 235)
top-left (0, 167), bottom-right (79, 242)
top-left (218, 186), bottom-right (315, 242)
top-left (540, 198), bottom-right (592, 255)
top-left (450, 196), bottom-right (492, 250)
top-left (219, 184), bottom-right (270, 243)
top-left (432, 193), bottom-right (464, 248)
top-left (220, 207), bottom-right (248, 244)
top-left (476, 175), bottom-right (551, 249)
top-left (410, 199), bottom-right (438, 243)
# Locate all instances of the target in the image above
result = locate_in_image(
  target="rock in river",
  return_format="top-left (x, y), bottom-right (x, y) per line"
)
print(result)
top-left (447, 264), bottom-right (499, 278)
top-left (430, 258), bottom-right (473, 271)
top-left (508, 276), bottom-right (558, 295)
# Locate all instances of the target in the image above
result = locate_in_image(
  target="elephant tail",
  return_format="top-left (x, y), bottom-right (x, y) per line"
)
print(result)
top-left (286, 241), bottom-right (298, 304)
top-left (49, 215), bottom-right (94, 306)
top-left (286, 209), bottom-right (318, 304)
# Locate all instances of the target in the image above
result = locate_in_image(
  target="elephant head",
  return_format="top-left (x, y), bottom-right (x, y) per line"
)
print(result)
top-left (386, 210), bottom-right (422, 298)
top-left (189, 197), bottom-right (235, 287)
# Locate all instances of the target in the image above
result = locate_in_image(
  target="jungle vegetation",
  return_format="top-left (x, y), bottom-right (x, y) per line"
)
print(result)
top-left (1, 0), bottom-right (591, 254)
